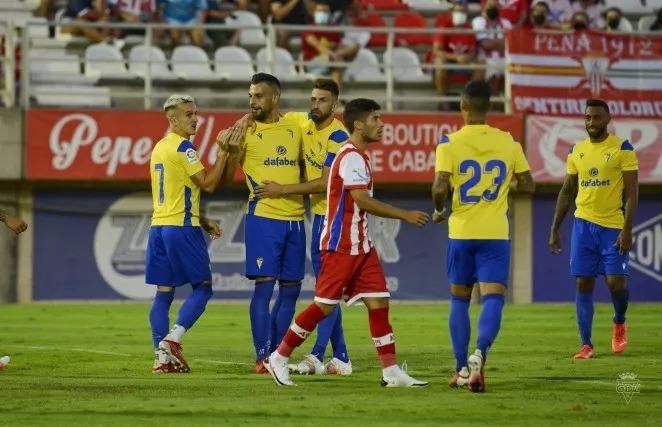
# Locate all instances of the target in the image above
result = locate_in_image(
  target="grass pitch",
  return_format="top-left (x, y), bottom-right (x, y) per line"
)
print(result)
top-left (1, 303), bottom-right (661, 426)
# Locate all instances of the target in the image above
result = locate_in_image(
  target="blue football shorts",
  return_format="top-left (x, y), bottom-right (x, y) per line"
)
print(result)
top-left (446, 238), bottom-right (510, 286)
top-left (570, 218), bottom-right (629, 277)
top-left (145, 226), bottom-right (211, 287)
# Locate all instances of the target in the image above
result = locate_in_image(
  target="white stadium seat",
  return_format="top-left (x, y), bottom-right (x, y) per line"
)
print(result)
top-left (638, 15), bottom-right (657, 31)
top-left (128, 45), bottom-right (176, 79)
top-left (605, 0), bottom-right (661, 14)
top-left (345, 48), bottom-right (386, 83)
top-left (32, 85), bottom-right (112, 108)
top-left (225, 10), bottom-right (266, 46)
top-left (405, 0), bottom-right (447, 12)
top-left (389, 47), bottom-right (429, 83)
top-left (85, 43), bottom-right (131, 78)
top-left (256, 47), bottom-right (299, 81)
top-left (214, 46), bottom-right (255, 81)
top-left (30, 50), bottom-right (90, 84)
top-left (171, 45), bottom-right (215, 80)
top-left (27, 17), bottom-right (49, 38)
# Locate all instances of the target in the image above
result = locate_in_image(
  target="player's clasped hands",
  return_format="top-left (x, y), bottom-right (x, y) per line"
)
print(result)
top-left (404, 210), bottom-right (430, 228)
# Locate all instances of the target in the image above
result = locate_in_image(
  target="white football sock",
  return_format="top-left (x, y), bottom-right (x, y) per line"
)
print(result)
top-left (383, 365), bottom-right (399, 378)
top-left (166, 324), bottom-right (186, 342)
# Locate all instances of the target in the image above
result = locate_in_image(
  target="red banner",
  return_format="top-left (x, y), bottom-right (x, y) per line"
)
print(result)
top-left (526, 115), bottom-right (662, 183)
top-left (26, 110), bottom-right (524, 182)
top-left (507, 29), bottom-right (662, 118)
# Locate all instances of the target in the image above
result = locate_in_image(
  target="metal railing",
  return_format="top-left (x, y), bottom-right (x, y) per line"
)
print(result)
top-left (2, 19), bottom-right (513, 111)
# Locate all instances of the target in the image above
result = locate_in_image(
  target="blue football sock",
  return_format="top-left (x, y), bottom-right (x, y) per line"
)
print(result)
top-left (449, 294), bottom-right (471, 372)
top-left (268, 290), bottom-right (283, 353)
top-left (250, 280), bottom-right (275, 361)
top-left (175, 283), bottom-right (213, 330)
top-left (476, 294), bottom-right (505, 360)
top-left (275, 283), bottom-right (302, 347)
top-left (330, 306), bottom-right (349, 363)
top-left (611, 288), bottom-right (629, 325)
top-left (576, 291), bottom-right (594, 348)
top-left (150, 290), bottom-right (174, 350)
top-left (311, 305), bottom-right (339, 362)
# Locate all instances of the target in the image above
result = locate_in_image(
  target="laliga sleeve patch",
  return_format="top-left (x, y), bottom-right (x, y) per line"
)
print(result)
top-left (185, 148), bottom-right (200, 165)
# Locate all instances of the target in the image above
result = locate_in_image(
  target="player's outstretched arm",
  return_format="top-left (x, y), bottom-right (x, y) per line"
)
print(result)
top-left (0, 209), bottom-right (28, 235)
top-left (256, 166), bottom-right (330, 199)
top-left (513, 170), bottom-right (535, 195)
top-left (349, 189), bottom-right (430, 227)
top-left (549, 173), bottom-right (578, 254)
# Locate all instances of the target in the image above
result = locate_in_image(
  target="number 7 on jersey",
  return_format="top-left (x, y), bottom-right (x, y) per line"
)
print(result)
top-left (154, 163), bottom-right (165, 205)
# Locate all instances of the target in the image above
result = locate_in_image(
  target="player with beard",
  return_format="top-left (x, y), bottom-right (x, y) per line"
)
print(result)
top-left (254, 79), bottom-right (353, 376)
top-left (222, 73), bottom-right (306, 373)
top-left (549, 99), bottom-right (638, 360)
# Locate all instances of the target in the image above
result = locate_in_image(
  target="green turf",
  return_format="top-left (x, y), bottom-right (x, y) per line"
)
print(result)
top-left (0, 303), bottom-right (660, 426)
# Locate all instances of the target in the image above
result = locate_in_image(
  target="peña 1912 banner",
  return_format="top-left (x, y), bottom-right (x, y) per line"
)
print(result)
top-left (507, 29), bottom-right (662, 118)
top-left (526, 115), bottom-right (662, 183)
top-left (31, 189), bottom-right (455, 301)
top-left (25, 110), bottom-right (523, 182)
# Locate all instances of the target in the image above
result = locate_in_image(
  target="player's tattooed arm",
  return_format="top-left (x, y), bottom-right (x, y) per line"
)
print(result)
top-left (513, 170), bottom-right (535, 195)
top-left (432, 172), bottom-right (452, 212)
top-left (549, 174), bottom-right (577, 254)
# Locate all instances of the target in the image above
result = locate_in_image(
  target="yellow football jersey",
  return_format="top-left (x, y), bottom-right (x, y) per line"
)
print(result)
top-left (567, 134), bottom-right (638, 229)
top-left (150, 133), bottom-right (205, 226)
top-left (241, 116), bottom-right (305, 220)
top-left (435, 124), bottom-right (530, 240)
top-left (284, 112), bottom-right (349, 216)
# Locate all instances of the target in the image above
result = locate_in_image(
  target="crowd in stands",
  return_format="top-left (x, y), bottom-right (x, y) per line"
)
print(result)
top-left (2, 0), bottom-right (662, 109)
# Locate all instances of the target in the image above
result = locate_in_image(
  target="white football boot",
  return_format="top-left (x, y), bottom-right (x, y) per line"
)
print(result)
top-left (264, 352), bottom-right (297, 387)
top-left (288, 354), bottom-right (326, 375)
top-left (381, 362), bottom-right (429, 388)
top-left (325, 357), bottom-right (353, 375)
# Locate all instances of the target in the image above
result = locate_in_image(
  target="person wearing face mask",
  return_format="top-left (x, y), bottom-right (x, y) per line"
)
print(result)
top-left (472, 0), bottom-right (512, 98)
top-left (567, 10), bottom-right (589, 31)
top-left (430, 1), bottom-right (478, 110)
top-left (530, 0), bottom-right (570, 28)
top-left (480, 0), bottom-right (528, 28)
top-left (571, 0), bottom-right (604, 28)
top-left (526, 1), bottom-right (557, 29)
top-left (600, 7), bottom-right (630, 32)
top-left (301, 2), bottom-right (361, 91)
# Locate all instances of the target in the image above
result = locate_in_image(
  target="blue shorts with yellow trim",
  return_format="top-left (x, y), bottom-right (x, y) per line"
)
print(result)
top-left (145, 226), bottom-right (211, 287)
top-left (570, 218), bottom-right (629, 277)
top-left (245, 214), bottom-right (306, 281)
top-left (447, 239), bottom-right (510, 286)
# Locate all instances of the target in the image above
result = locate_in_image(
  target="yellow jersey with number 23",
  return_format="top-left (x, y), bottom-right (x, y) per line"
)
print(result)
top-left (435, 124), bottom-right (530, 240)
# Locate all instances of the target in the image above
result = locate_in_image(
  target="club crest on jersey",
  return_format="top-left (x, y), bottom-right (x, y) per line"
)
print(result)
top-left (589, 167), bottom-right (599, 177)
top-left (257, 133), bottom-right (262, 139)
top-left (580, 153), bottom-right (584, 158)
top-left (605, 153), bottom-right (612, 162)
top-left (185, 148), bottom-right (200, 165)
top-left (256, 257), bottom-right (263, 269)
top-left (276, 145), bottom-right (287, 155)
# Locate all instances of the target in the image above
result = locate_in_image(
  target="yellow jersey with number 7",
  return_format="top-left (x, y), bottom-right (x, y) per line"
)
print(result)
top-left (435, 124), bottom-right (530, 240)
top-left (150, 133), bottom-right (205, 227)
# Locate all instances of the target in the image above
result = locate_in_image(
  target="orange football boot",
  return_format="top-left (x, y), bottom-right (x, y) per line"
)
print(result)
top-left (612, 323), bottom-right (628, 353)
top-left (573, 344), bottom-right (594, 359)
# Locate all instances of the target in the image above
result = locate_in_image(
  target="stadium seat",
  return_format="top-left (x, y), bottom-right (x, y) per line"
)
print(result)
top-left (27, 17), bottom-right (49, 38)
top-left (171, 45), bottom-right (215, 80)
top-left (345, 48), bottom-right (386, 82)
top-left (84, 43), bottom-right (131, 78)
top-left (353, 13), bottom-right (388, 47)
top-left (32, 85), bottom-right (112, 108)
top-left (393, 12), bottom-right (431, 47)
top-left (256, 47), bottom-right (300, 81)
top-left (30, 50), bottom-right (89, 84)
top-left (128, 45), bottom-right (176, 79)
top-left (389, 47), bottom-right (429, 82)
top-left (605, 0), bottom-right (659, 14)
top-left (214, 46), bottom-right (255, 81)
top-left (405, 0), bottom-right (447, 12)
top-left (638, 15), bottom-right (657, 31)
top-left (225, 10), bottom-right (266, 46)
top-left (361, 0), bottom-right (409, 11)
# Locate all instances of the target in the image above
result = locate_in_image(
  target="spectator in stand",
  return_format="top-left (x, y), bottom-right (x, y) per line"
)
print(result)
top-left (431, 1), bottom-right (479, 111)
top-left (62, 0), bottom-right (115, 44)
top-left (600, 7), bottom-right (630, 32)
top-left (481, 0), bottom-right (528, 27)
top-left (472, 0), bottom-right (511, 96)
top-left (271, 0), bottom-right (313, 49)
top-left (571, 0), bottom-right (603, 28)
top-left (109, 0), bottom-right (161, 45)
top-left (567, 10), bottom-right (589, 30)
top-left (301, 2), bottom-right (360, 90)
top-left (157, 0), bottom-right (208, 47)
top-left (206, 0), bottom-right (238, 47)
top-left (535, 0), bottom-right (573, 27)
top-left (650, 9), bottom-right (662, 31)
top-left (326, 0), bottom-right (364, 24)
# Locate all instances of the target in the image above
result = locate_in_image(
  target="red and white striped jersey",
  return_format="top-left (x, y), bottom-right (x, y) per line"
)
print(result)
top-left (320, 143), bottom-right (373, 255)
top-left (109, 0), bottom-right (155, 17)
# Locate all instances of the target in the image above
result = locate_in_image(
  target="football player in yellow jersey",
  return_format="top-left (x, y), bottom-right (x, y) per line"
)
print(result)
top-left (221, 73), bottom-right (307, 372)
top-left (254, 79), bottom-right (353, 376)
top-left (432, 80), bottom-right (535, 393)
top-left (549, 99), bottom-right (638, 360)
top-left (147, 94), bottom-right (243, 374)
